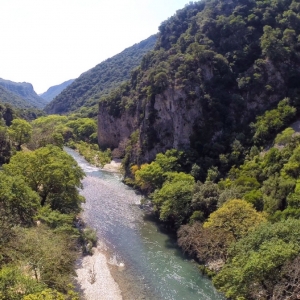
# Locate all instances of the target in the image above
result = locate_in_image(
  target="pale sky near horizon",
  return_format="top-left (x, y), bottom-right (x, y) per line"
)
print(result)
top-left (0, 0), bottom-right (190, 94)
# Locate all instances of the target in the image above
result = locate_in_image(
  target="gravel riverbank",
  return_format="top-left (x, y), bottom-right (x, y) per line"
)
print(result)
top-left (102, 159), bottom-right (122, 172)
top-left (75, 159), bottom-right (128, 300)
top-left (76, 244), bottom-right (122, 300)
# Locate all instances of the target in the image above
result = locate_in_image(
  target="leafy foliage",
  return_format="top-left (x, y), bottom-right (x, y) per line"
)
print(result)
top-left (203, 199), bottom-right (266, 242)
top-left (8, 118), bottom-right (32, 150)
top-left (70, 141), bottom-right (111, 167)
top-left (3, 145), bottom-right (85, 213)
top-left (214, 219), bottom-right (300, 299)
top-left (153, 172), bottom-right (194, 225)
top-left (11, 225), bottom-right (77, 292)
top-left (0, 143), bottom-right (83, 298)
top-left (24, 288), bottom-right (79, 300)
top-left (0, 173), bottom-right (40, 226)
top-left (0, 266), bottom-right (45, 300)
top-left (251, 98), bottom-right (296, 144)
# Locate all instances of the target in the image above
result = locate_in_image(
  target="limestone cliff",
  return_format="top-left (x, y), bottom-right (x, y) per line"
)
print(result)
top-left (98, 0), bottom-right (300, 171)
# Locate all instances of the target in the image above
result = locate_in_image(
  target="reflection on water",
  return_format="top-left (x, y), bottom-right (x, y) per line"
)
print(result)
top-left (66, 148), bottom-right (224, 300)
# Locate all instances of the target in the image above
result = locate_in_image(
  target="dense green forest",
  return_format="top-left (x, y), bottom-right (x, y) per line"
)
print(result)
top-left (0, 78), bottom-right (47, 109)
top-left (98, 0), bottom-right (300, 176)
top-left (0, 86), bottom-right (35, 109)
top-left (0, 112), bottom-right (106, 299)
top-left (44, 35), bottom-right (157, 117)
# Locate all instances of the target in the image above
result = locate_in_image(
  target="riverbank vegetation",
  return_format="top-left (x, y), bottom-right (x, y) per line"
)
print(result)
top-left (0, 111), bottom-right (106, 299)
top-left (123, 110), bottom-right (300, 299)
top-left (126, 102), bottom-right (300, 299)
top-left (0, 145), bottom-right (83, 299)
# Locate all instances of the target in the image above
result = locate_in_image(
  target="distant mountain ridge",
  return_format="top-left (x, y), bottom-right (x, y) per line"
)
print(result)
top-left (40, 79), bottom-right (75, 102)
top-left (44, 35), bottom-right (157, 116)
top-left (0, 85), bottom-right (34, 109)
top-left (0, 78), bottom-right (47, 109)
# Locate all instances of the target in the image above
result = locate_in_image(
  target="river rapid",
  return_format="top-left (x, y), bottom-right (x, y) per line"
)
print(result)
top-left (66, 148), bottom-right (224, 300)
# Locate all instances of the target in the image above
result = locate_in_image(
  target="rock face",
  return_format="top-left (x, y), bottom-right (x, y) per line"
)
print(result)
top-left (0, 78), bottom-right (47, 109)
top-left (98, 102), bottom-right (137, 150)
top-left (139, 89), bottom-right (200, 162)
top-left (97, 59), bottom-right (293, 164)
top-left (98, 87), bottom-right (203, 162)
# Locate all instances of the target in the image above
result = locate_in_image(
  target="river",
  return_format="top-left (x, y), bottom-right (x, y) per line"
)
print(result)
top-left (66, 148), bottom-right (224, 300)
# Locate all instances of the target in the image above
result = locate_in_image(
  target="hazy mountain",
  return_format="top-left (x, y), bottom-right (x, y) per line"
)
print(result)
top-left (0, 78), bottom-right (47, 109)
top-left (0, 85), bottom-right (34, 109)
top-left (40, 79), bottom-right (75, 102)
top-left (44, 35), bottom-right (157, 116)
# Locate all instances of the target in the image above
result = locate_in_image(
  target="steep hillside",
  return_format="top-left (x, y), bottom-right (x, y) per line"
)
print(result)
top-left (95, 2), bottom-right (300, 297)
top-left (0, 85), bottom-right (34, 109)
top-left (40, 79), bottom-right (74, 102)
top-left (98, 0), bottom-right (300, 175)
top-left (0, 78), bottom-right (47, 109)
top-left (44, 35), bottom-right (157, 116)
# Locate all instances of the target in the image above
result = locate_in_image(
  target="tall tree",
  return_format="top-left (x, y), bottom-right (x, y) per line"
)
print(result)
top-left (3, 145), bottom-right (85, 213)
top-left (8, 118), bottom-right (32, 150)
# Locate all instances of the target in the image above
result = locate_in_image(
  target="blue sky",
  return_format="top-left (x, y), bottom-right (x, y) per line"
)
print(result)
top-left (0, 0), bottom-right (190, 93)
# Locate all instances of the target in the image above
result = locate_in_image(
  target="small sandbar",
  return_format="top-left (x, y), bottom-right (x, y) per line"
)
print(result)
top-left (102, 159), bottom-right (122, 172)
top-left (75, 245), bottom-right (122, 300)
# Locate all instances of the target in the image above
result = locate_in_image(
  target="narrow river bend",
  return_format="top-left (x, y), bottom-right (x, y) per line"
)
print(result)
top-left (66, 148), bottom-right (224, 300)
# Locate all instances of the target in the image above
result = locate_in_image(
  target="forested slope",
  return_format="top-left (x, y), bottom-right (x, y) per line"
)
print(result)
top-left (44, 35), bottom-right (157, 116)
top-left (0, 85), bottom-right (35, 109)
top-left (0, 78), bottom-right (47, 109)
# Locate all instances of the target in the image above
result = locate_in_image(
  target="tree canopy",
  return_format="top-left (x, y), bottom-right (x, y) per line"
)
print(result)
top-left (3, 145), bottom-right (85, 213)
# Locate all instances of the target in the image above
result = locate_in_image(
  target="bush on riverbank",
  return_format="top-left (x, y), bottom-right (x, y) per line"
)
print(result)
top-left (0, 146), bottom-right (85, 299)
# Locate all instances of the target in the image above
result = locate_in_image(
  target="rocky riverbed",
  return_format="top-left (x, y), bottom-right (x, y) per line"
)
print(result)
top-left (75, 159), bottom-right (125, 300)
top-left (76, 244), bottom-right (122, 300)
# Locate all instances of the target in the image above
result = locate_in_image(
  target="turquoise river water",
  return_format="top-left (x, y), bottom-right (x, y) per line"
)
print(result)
top-left (66, 148), bottom-right (225, 300)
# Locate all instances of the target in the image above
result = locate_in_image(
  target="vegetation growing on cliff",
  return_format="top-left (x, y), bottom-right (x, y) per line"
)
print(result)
top-left (99, 0), bottom-right (300, 180)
